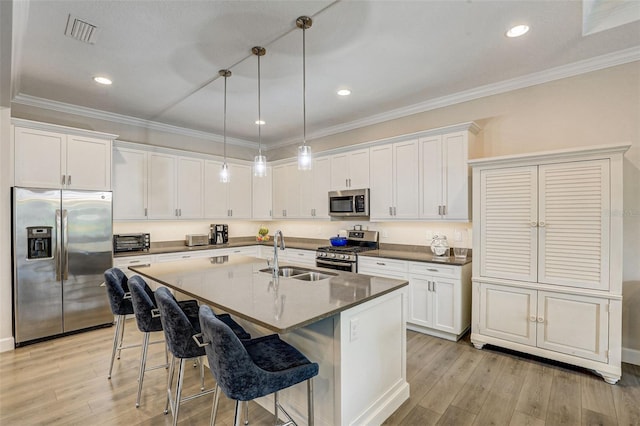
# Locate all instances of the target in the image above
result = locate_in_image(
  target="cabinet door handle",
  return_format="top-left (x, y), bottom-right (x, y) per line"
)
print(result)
top-left (531, 221), bottom-right (538, 227)
top-left (144, 207), bottom-right (148, 217)
top-left (442, 205), bottom-right (446, 215)
top-left (61, 175), bottom-right (66, 185)
top-left (389, 207), bottom-right (393, 216)
top-left (67, 175), bottom-right (71, 185)
top-left (394, 207), bottom-right (397, 216)
top-left (427, 281), bottom-right (431, 291)
top-left (539, 221), bottom-right (545, 227)
top-left (349, 178), bottom-right (352, 187)
top-left (537, 317), bottom-right (544, 323)
top-left (529, 316), bottom-right (536, 322)
top-left (179, 208), bottom-right (182, 216)
top-left (432, 281), bottom-right (436, 292)
top-left (175, 209), bottom-right (178, 216)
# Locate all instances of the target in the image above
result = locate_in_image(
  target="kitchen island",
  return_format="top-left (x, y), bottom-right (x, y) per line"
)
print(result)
top-left (130, 255), bottom-right (409, 426)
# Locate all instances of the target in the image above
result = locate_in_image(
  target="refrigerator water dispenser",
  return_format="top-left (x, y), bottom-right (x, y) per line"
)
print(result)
top-left (27, 226), bottom-right (52, 259)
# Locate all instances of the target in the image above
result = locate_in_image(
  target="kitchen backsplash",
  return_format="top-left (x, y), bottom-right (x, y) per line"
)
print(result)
top-left (113, 220), bottom-right (472, 248)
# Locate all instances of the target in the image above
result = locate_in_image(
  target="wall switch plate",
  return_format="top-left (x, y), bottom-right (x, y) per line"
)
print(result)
top-left (382, 230), bottom-right (389, 238)
top-left (350, 318), bottom-right (359, 341)
top-left (454, 230), bottom-right (463, 241)
top-left (426, 230), bottom-right (433, 240)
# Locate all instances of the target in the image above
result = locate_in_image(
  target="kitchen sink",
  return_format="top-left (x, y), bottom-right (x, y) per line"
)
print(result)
top-left (259, 266), bottom-right (337, 281)
top-left (292, 272), bottom-right (335, 281)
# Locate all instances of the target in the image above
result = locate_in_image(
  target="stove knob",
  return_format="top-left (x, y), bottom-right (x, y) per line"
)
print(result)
top-left (341, 254), bottom-right (349, 260)
top-left (319, 252), bottom-right (325, 257)
top-left (329, 253), bottom-right (336, 258)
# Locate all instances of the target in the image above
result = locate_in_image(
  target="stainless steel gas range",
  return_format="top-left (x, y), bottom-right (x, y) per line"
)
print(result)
top-left (315, 230), bottom-right (379, 272)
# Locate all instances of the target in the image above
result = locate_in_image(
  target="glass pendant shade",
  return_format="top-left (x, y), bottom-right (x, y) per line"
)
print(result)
top-left (298, 145), bottom-right (312, 170)
top-left (220, 162), bottom-right (230, 183)
top-left (253, 154), bottom-right (267, 177)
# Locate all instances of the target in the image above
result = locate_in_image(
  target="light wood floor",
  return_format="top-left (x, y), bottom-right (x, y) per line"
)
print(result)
top-left (1, 322), bottom-right (638, 425)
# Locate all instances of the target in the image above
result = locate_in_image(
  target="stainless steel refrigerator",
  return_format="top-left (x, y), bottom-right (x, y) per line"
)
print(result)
top-left (12, 187), bottom-right (113, 345)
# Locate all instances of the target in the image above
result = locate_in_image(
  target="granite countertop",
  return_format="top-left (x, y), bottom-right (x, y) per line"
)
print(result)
top-left (115, 237), bottom-right (471, 266)
top-left (129, 255), bottom-right (408, 333)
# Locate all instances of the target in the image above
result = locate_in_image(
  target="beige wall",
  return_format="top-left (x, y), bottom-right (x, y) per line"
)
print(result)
top-left (3, 62), bottom-right (639, 359)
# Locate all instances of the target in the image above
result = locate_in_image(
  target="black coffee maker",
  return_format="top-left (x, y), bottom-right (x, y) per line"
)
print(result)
top-left (210, 224), bottom-right (228, 245)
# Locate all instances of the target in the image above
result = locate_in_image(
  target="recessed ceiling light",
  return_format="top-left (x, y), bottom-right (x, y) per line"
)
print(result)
top-left (255, 120), bottom-right (265, 125)
top-left (337, 89), bottom-right (351, 96)
top-left (93, 76), bottom-right (112, 85)
top-left (506, 24), bottom-right (530, 38)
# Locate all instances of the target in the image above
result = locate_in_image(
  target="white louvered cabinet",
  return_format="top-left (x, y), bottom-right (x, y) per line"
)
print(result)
top-left (470, 144), bottom-right (629, 384)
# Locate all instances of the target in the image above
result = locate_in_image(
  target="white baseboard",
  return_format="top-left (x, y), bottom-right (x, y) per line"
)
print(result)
top-left (0, 336), bottom-right (15, 353)
top-left (622, 346), bottom-right (640, 366)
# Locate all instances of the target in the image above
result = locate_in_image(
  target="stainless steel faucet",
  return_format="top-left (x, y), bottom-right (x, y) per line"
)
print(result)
top-left (272, 230), bottom-right (285, 278)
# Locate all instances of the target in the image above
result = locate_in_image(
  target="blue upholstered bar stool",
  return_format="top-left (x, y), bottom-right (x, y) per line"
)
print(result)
top-left (155, 287), bottom-right (250, 426)
top-left (129, 275), bottom-right (199, 408)
top-left (104, 267), bottom-right (141, 379)
top-left (198, 304), bottom-right (319, 426)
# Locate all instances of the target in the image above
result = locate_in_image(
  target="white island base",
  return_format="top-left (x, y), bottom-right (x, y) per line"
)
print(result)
top-left (238, 288), bottom-right (409, 426)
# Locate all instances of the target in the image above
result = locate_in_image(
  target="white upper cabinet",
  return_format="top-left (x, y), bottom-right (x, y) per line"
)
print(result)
top-left (176, 157), bottom-right (204, 219)
top-left (113, 146), bottom-right (148, 220)
top-left (204, 161), bottom-right (252, 219)
top-left (272, 162), bottom-right (300, 219)
top-left (147, 152), bottom-right (178, 220)
top-left (252, 167), bottom-right (273, 220)
top-left (330, 149), bottom-right (370, 190)
top-left (420, 130), bottom-right (476, 221)
top-left (478, 159), bottom-right (611, 291)
top-left (370, 139), bottom-right (419, 220)
top-left (300, 157), bottom-right (331, 219)
top-left (14, 120), bottom-right (114, 190)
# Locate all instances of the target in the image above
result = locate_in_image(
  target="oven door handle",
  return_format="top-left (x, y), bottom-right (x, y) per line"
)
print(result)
top-left (316, 259), bottom-right (354, 268)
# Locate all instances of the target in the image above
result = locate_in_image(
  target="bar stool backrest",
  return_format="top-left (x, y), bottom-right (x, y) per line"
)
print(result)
top-left (129, 276), bottom-right (163, 333)
top-left (104, 267), bottom-right (133, 315)
top-left (154, 287), bottom-right (204, 359)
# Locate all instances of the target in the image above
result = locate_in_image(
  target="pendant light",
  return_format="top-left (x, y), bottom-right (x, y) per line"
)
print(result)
top-left (219, 69), bottom-right (231, 183)
top-left (252, 46), bottom-right (267, 177)
top-left (296, 16), bottom-right (313, 171)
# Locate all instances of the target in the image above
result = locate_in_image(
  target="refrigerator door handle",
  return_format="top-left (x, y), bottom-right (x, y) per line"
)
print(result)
top-left (55, 209), bottom-right (62, 280)
top-left (62, 209), bottom-right (69, 280)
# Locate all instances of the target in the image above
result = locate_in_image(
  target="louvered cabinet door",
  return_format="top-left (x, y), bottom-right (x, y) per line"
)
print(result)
top-left (538, 160), bottom-right (610, 290)
top-left (479, 166), bottom-right (538, 282)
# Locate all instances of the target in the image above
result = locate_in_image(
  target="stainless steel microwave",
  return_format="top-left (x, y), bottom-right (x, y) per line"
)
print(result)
top-left (328, 189), bottom-right (369, 217)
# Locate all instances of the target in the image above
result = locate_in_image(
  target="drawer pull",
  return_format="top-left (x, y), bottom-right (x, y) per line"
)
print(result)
top-left (376, 262), bottom-right (386, 266)
top-left (427, 268), bottom-right (438, 272)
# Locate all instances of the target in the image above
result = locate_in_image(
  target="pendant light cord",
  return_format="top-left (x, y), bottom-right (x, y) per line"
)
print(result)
top-left (223, 73), bottom-right (227, 161)
top-left (258, 53), bottom-right (262, 155)
top-left (302, 24), bottom-right (307, 146)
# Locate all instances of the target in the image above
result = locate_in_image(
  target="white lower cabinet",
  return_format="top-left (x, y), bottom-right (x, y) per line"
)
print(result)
top-left (476, 283), bottom-right (609, 363)
top-left (358, 256), bottom-right (408, 280)
top-left (408, 261), bottom-right (471, 341)
top-left (282, 248), bottom-right (316, 267)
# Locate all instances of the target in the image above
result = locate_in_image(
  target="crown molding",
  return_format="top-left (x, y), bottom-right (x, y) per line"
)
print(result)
top-left (11, 93), bottom-right (260, 150)
top-left (11, 47), bottom-right (639, 152)
top-left (269, 46), bottom-right (640, 149)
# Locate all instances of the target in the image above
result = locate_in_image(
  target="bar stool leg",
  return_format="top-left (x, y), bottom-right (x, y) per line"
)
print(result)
top-left (210, 384), bottom-right (220, 426)
top-left (117, 315), bottom-right (126, 359)
top-left (200, 357), bottom-right (205, 391)
top-left (172, 358), bottom-right (186, 426)
top-left (165, 354), bottom-right (176, 415)
top-left (233, 401), bottom-right (243, 426)
top-left (244, 401), bottom-right (249, 425)
top-left (273, 391), bottom-right (279, 425)
top-left (135, 331), bottom-right (150, 407)
top-left (107, 314), bottom-right (123, 379)
top-left (308, 378), bottom-right (314, 426)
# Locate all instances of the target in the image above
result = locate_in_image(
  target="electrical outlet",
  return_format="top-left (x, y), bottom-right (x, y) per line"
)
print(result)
top-left (382, 230), bottom-right (389, 238)
top-left (350, 318), bottom-right (359, 342)
top-left (426, 230), bottom-right (433, 240)
top-left (454, 229), bottom-right (463, 242)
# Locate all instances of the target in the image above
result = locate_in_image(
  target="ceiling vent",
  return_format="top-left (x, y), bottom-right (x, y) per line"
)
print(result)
top-left (64, 14), bottom-right (98, 44)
